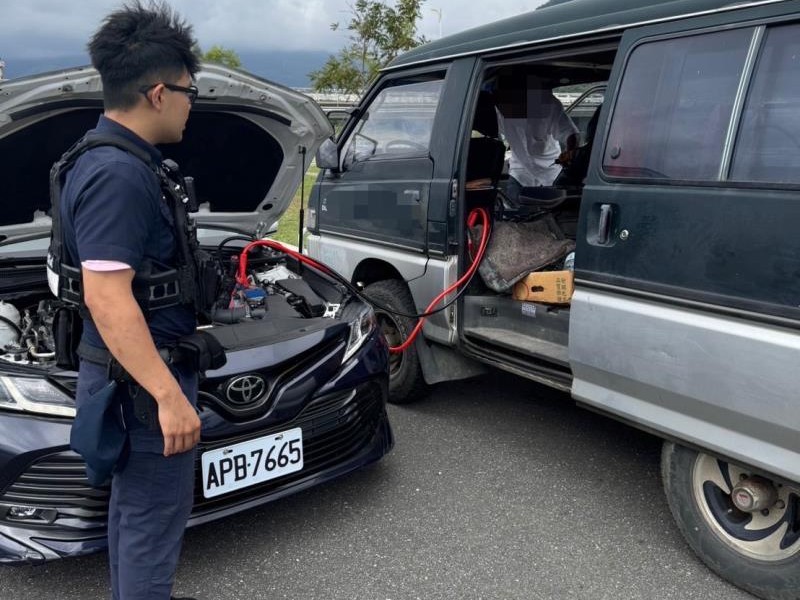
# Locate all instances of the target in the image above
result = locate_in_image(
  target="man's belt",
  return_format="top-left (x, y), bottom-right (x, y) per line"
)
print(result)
top-left (76, 330), bottom-right (226, 381)
top-left (77, 341), bottom-right (175, 382)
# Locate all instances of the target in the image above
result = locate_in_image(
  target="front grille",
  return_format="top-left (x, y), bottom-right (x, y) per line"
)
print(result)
top-left (191, 381), bottom-right (385, 515)
top-left (0, 381), bottom-right (386, 530)
top-left (0, 453), bottom-right (110, 531)
top-left (200, 334), bottom-right (346, 419)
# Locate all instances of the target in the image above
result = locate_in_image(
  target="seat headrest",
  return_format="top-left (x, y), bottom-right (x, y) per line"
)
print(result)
top-left (585, 104), bottom-right (602, 142)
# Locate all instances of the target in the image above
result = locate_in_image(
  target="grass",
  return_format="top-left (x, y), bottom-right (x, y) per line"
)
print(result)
top-left (273, 165), bottom-right (320, 247)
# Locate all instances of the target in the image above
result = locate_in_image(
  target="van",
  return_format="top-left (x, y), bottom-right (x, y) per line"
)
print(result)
top-left (305, 1), bottom-right (800, 598)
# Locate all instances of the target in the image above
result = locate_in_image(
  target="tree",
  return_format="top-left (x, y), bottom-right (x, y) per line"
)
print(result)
top-left (198, 45), bottom-right (242, 69)
top-left (310, 0), bottom-right (426, 95)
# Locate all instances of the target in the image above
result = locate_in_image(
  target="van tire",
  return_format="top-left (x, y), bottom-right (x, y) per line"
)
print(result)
top-left (364, 279), bottom-right (427, 404)
top-left (661, 442), bottom-right (800, 600)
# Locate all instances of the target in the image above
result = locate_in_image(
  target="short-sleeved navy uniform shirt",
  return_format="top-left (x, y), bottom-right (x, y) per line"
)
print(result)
top-left (60, 116), bottom-right (196, 349)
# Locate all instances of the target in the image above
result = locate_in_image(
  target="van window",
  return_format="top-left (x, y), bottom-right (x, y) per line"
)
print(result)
top-left (603, 28), bottom-right (753, 181)
top-left (554, 86), bottom-right (605, 145)
top-left (342, 77), bottom-right (444, 167)
top-left (730, 24), bottom-right (800, 184)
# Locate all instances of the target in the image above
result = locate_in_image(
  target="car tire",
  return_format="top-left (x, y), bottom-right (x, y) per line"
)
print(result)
top-left (364, 279), bottom-right (427, 404)
top-left (661, 441), bottom-right (800, 600)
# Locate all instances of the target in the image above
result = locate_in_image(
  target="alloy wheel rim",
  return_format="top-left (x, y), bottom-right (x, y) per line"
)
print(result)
top-left (692, 453), bottom-right (800, 562)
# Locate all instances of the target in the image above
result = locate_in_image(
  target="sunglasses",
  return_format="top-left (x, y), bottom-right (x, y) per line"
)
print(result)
top-left (139, 82), bottom-right (199, 106)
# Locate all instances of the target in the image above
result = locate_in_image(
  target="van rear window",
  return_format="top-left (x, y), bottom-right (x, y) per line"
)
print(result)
top-left (603, 28), bottom-right (752, 181)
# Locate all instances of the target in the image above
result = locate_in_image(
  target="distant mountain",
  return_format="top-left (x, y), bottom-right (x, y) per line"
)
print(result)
top-left (1, 50), bottom-right (331, 88)
top-left (238, 50), bottom-right (330, 88)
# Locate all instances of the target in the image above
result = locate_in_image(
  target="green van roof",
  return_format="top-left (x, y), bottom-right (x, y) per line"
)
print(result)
top-left (385, 0), bottom-right (784, 70)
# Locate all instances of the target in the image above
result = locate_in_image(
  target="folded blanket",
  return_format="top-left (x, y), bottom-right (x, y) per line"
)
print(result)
top-left (471, 214), bottom-right (575, 292)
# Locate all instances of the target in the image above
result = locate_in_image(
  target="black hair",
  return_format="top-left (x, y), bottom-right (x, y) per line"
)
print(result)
top-left (88, 1), bottom-right (199, 110)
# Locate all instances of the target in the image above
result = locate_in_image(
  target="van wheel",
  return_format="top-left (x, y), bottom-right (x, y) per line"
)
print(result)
top-left (363, 280), bottom-right (427, 404)
top-left (661, 442), bottom-right (800, 600)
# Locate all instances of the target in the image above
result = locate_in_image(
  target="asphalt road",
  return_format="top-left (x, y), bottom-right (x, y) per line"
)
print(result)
top-left (0, 372), bottom-right (757, 600)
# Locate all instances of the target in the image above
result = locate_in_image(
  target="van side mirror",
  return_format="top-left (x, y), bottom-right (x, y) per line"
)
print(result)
top-left (316, 138), bottom-right (340, 171)
top-left (326, 108), bottom-right (356, 125)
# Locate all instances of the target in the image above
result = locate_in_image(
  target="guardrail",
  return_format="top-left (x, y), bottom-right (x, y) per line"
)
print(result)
top-left (302, 89), bottom-right (596, 112)
top-left (299, 90), bottom-right (360, 111)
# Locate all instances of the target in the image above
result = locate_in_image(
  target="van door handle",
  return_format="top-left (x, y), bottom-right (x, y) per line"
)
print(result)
top-left (598, 203), bottom-right (612, 244)
top-left (403, 189), bottom-right (421, 203)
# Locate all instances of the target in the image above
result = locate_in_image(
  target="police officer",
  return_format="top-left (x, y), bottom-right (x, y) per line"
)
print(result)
top-left (59, 3), bottom-right (202, 598)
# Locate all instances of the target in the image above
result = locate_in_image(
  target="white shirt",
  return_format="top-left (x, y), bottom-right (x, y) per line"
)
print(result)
top-left (497, 94), bottom-right (578, 187)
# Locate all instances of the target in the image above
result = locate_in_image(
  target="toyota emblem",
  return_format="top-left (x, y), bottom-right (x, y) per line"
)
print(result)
top-left (225, 375), bottom-right (267, 405)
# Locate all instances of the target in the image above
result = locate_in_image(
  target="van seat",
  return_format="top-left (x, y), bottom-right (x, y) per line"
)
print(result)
top-left (466, 91), bottom-right (505, 188)
top-left (554, 103), bottom-right (602, 189)
top-left (466, 137), bottom-right (506, 188)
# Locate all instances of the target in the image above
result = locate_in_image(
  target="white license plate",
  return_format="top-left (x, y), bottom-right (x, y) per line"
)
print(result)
top-left (201, 427), bottom-right (303, 498)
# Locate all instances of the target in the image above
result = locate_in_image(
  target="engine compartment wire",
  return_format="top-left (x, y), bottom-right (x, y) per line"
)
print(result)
top-left (233, 207), bottom-right (492, 355)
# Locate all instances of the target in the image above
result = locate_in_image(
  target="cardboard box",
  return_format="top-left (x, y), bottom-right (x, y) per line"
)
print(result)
top-left (512, 270), bottom-right (574, 304)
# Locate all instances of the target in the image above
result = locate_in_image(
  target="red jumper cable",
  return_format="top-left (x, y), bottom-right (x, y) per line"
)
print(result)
top-left (234, 206), bottom-right (492, 355)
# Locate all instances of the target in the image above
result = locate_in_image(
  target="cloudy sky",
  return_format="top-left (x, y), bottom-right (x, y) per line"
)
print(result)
top-left (1, 0), bottom-right (544, 60)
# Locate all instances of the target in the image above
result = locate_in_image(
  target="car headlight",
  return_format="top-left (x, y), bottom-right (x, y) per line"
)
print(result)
top-left (0, 376), bottom-right (76, 417)
top-left (343, 304), bottom-right (377, 364)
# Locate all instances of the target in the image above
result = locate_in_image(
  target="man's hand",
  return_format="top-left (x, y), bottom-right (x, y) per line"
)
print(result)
top-left (157, 391), bottom-right (202, 456)
top-left (555, 132), bottom-right (579, 166)
top-left (555, 148), bottom-right (576, 166)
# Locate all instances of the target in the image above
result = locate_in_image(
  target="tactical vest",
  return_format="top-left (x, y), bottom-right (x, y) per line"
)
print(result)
top-left (47, 132), bottom-right (218, 318)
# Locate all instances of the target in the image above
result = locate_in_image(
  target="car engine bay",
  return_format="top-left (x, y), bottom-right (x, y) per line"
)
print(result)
top-left (0, 243), bottom-right (355, 368)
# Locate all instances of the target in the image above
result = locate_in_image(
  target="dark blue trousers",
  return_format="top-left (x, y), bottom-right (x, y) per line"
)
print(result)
top-left (76, 359), bottom-right (197, 600)
top-left (108, 447), bottom-right (195, 600)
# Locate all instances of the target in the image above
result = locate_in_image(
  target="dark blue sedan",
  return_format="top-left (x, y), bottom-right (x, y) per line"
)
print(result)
top-left (0, 64), bottom-right (393, 563)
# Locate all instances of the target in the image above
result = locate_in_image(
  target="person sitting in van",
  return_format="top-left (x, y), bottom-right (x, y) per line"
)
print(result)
top-left (495, 74), bottom-right (578, 202)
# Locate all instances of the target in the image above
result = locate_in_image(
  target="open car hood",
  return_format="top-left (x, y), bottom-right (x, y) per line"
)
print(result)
top-left (0, 63), bottom-right (333, 240)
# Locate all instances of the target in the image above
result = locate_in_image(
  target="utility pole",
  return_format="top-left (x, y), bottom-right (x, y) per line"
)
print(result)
top-left (430, 8), bottom-right (443, 39)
